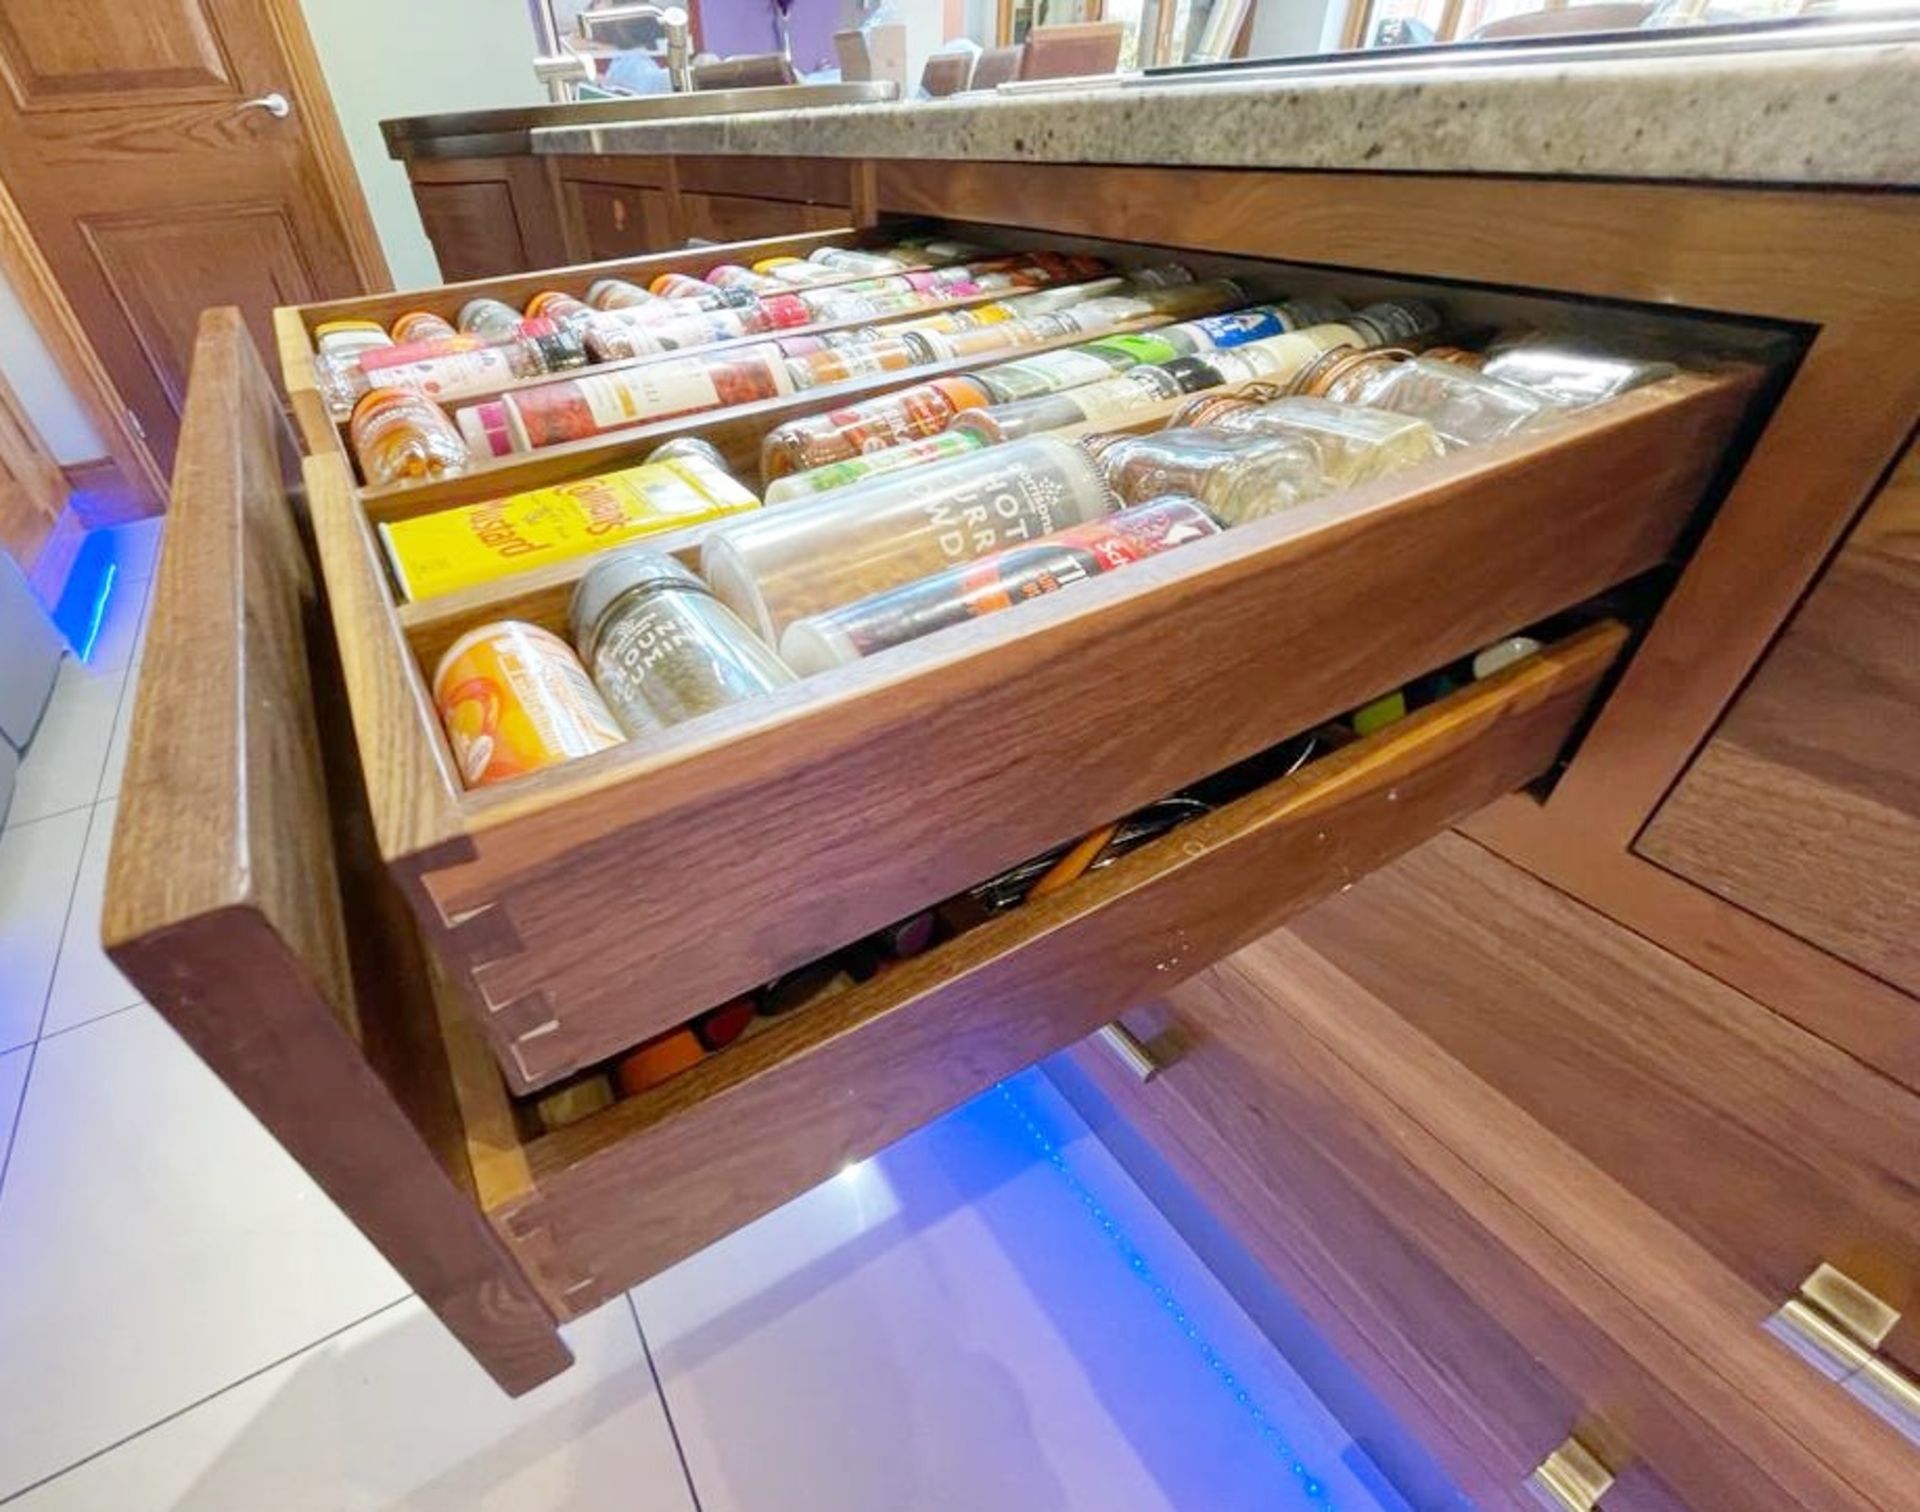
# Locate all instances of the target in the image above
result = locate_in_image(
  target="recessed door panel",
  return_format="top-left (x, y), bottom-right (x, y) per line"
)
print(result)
top-left (82, 203), bottom-right (318, 418)
top-left (0, 0), bottom-right (236, 110)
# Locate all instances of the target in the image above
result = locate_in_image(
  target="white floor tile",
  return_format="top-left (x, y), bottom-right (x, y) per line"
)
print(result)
top-left (41, 801), bottom-right (142, 1037)
top-left (96, 636), bottom-right (145, 804)
top-left (636, 1070), bottom-right (1381, 1512)
top-left (4, 1300), bottom-right (694, 1512)
top-left (0, 1006), bottom-right (408, 1498)
top-left (5, 674), bottom-right (124, 827)
top-left (0, 809), bottom-right (89, 1052)
top-left (0, 1044), bottom-right (28, 1177)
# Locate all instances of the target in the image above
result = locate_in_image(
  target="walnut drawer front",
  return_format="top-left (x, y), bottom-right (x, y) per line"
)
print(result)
top-left (443, 625), bottom-right (1630, 1319)
top-left (304, 352), bottom-right (1759, 1093)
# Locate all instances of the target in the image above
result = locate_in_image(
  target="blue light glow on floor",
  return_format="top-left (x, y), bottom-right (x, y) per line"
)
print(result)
top-left (995, 1079), bottom-right (1337, 1509)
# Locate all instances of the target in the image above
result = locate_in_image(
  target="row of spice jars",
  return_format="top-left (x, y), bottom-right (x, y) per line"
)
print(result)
top-left (754, 294), bottom-right (1437, 495)
top-left (447, 272), bottom-right (1229, 464)
top-left (344, 263), bottom-right (1198, 487)
top-left (426, 326), bottom-right (1681, 788)
top-left (318, 241), bottom-right (1109, 423)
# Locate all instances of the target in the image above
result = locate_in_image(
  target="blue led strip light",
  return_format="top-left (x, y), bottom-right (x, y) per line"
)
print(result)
top-left (994, 1081), bottom-right (1336, 1508)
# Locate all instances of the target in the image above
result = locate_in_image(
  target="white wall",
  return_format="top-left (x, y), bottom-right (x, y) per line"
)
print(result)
top-left (297, 0), bottom-right (548, 292)
top-left (0, 267), bottom-right (103, 467)
top-left (1248, 0), bottom-right (1342, 59)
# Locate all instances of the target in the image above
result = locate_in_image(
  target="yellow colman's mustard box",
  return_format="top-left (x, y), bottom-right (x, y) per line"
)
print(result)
top-left (379, 454), bottom-right (758, 601)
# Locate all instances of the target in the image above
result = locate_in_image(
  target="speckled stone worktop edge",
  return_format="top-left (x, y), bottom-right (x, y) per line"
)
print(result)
top-left (532, 41), bottom-right (1920, 188)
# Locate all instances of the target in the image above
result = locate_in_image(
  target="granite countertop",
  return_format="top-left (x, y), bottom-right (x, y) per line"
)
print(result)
top-left (532, 36), bottom-right (1920, 187)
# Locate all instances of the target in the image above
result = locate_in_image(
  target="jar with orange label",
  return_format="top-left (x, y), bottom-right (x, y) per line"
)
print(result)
top-left (431, 620), bottom-right (624, 789)
top-left (758, 375), bottom-right (993, 478)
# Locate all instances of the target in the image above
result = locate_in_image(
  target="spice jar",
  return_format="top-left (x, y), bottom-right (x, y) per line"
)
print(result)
top-left (783, 333), bottom-right (926, 389)
top-left (807, 246), bottom-right (915, 276)
top-left (523, 290), bottom-right (594, 325)
top-left (780, 496), bottom-right (1222, 674)
top-left (972, 344), bottom-right (1134, 404)
top-left (1293, 348), bottom-right (1556, 450)
top-left (1087, 426), bottom-right (1369, 527)
top-left (462, 343), bottom-right (795, 455)
top-left (950, 363), bottom-right (1198, 444)
top-left (706, 262), bottom-right (788, 295)
top-left (1479, 340), bottom-right (1678, 407)
top-left (391, 310), bottom-right (458, 343)
top-left (432, 620), bottom-right (624, 788)
top-left (588, 277), bottom-right (655, 310)
top-left (349, 388), bottom-right (469, 486)
top-left (646, 435), bottom-right (732, 471)
top-left (314, 319), bottom-right (392, 361)
top-left (1166, 295), bottom-right (1354, 351)
top-left (1167, 381), bottom-right (1290, 430)
top-left (578, 306), bottom-right (754, 362)
top-left (762, 429), bottom-right (990, 505)
top-left (572, 551), bottom-right (796, 737)
top-left (457, 298), bottom-right (523, 337)
top-left (758, 376), bottom-right (993, 478)
top-left (1199, 395), bottom-right (1446, 483)
top-left (650, 271), bottom-right (719, 299)
top-left (704, 434), bottom-right (1114, 642)
top-left (321, 319), bottom-right (588, 418)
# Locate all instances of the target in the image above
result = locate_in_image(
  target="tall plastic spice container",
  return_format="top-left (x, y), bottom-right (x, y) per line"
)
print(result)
top-left (702, 435), bottom-right (1114, 642)
top-left (779, 496), bottom-right (1223, 674)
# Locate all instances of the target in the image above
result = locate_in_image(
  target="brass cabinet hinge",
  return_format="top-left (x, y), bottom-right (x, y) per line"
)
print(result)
top-left (1525, 1436), bottom-right (1615, 1511)
top-left (1766, 1263), bottom-right (1919, 1445)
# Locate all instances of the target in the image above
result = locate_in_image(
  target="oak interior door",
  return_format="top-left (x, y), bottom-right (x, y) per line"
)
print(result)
top-left (0, 0), bottom-right (387, 471)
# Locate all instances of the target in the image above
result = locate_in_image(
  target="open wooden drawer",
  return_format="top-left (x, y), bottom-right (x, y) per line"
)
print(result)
top-left (108, 308), bottom-right (1642, 1393)
top-left (277, 223), bottom-right (1768, 1094)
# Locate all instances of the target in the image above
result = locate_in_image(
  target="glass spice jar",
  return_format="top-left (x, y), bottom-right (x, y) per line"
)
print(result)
top-left (390, 310), bottom-right (458, 343)
top-left (524, 290), bottom-right (595, 325)
top-left (1198, 395), bottom-right (1446, 483)
top-left (949, 363), bottom-right (1198, 445)
top-left (758, 376), bottom-right (994, 478)
top-left (1292, 348), bottom-right (1557, 451)
top-left (571, 551), bottom-right (796, 738)
top-left (1478, 339), bottom-right (1678, 407)
top-left (457, 298), bottom-right (523, 337)
top-left (349, 388), bottom-right (469, 486)
top-left (1085, 425), bottom-right (1367, 527)
top-left (321, 318), bottom-right (588, 418)
top-left (463, 343), bottom-right (795, 455)
top-left (762, 428), bottom-right (991, 506)
top-left (587, 277), bottom-right (656, 310)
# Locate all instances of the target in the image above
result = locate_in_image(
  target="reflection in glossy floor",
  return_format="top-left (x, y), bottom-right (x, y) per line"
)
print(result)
top-left (635, 1071), bottom-right (1406, 1512)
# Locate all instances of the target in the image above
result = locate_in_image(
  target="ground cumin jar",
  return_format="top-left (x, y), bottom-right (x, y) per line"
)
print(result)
top-left (571, 552), bottom-right (796, 736)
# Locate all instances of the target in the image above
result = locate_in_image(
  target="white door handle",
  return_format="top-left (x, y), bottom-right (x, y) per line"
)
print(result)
top-left (241, 91), bottom-right (291, 119)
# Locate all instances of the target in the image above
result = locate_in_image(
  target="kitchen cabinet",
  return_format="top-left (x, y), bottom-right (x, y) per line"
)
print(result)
top-left (102, 148), bottom-right (1920, 1509)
